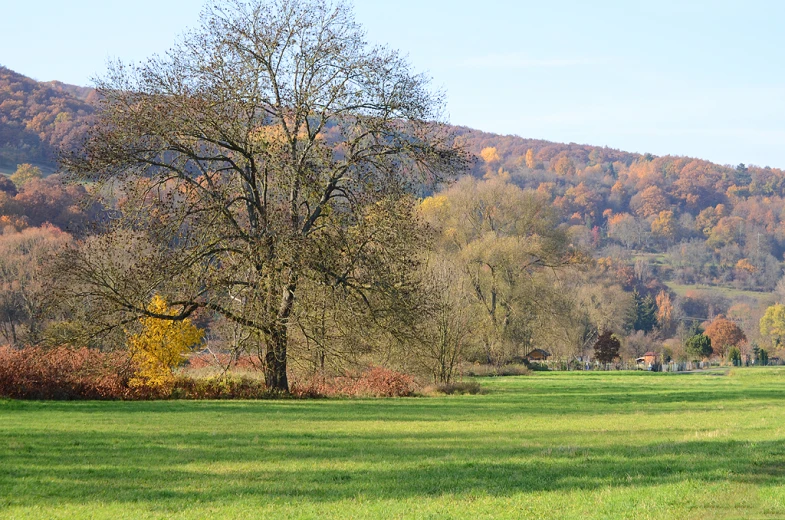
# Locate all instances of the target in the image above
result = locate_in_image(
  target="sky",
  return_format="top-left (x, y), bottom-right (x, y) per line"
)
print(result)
top-left (2, 0), bottom-right (784, 167)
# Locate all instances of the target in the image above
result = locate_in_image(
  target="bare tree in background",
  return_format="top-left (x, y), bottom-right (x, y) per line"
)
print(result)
top-left (415, 256), bottom-right (474, 383)
top-left (419, 176), bottom-right (584, 366)
top-left (0, 225), bottom-right (72, 346)
top-left (59, 0), bottom-right (465, 391)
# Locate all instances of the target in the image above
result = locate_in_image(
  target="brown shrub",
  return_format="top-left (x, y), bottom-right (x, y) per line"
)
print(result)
top-left (187, 352), bottom-right (263, 371)
top-left (463, 363), bottom-right (531, 377)
top-left (0, 346), bottom-right (138, 400)
top-left (0, 349), bottom-right (417, 400)
top-left (170, 375), bottom-right (274, 399)
top-left (348, 366), bottom-right (417, 397)
top-left (292, 366), bottom-right (418, 398)
top-left (290, 375), bottom-right (333, 398)
top-left (426, 381), bottom-right (484, 395)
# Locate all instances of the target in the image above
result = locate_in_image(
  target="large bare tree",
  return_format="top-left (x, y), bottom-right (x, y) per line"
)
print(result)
top-left (60, 0), bottom-right (465, 391)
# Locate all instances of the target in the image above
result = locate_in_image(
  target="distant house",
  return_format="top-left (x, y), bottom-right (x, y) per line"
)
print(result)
top-left (525, 349), bottom-right (551, 361)
top-left (635, 351), bottom-right (657, 367)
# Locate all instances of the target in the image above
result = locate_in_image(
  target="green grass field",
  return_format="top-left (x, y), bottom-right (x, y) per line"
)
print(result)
top-left (665, 282), bottom-right (774, 304)
top-left (2, 369), bottom-right (785, 519)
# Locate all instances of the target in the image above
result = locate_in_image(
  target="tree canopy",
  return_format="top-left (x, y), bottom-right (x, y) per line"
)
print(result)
top-left (593, 331), bottom-right (621, 364)
top-left (760, 304), bottom-right (785, 348)
top-left (703, 316), bottom-right (746, 357)
top-left (419, 175), bottom-right (582, 364)
top-left (686, 333), bottom-right (713, 361)
top-left (58, 0), bottom-right (465, 391)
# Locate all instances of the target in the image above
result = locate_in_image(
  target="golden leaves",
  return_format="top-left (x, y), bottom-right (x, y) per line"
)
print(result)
top-left (127, 295), bottom-right (203, 389)
top-left (479, 146), bottom-right (501, 164)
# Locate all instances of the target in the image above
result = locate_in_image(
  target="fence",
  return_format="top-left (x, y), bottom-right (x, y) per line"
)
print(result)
top-left (537, 358), bottom-right (784, 372)
top-left (594, 361), bottom-right (710, 372)
top-left (546, 360), bottom-right (712, 372)
top-left (660, 361), bottom-right (710, 372)
top-left (557, 359), bottom-right (784, 372)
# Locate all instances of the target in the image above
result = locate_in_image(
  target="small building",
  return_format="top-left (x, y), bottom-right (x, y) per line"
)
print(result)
top-left (525, 349), bottom-right (551, 361)
top-left (635, 351), bottom-right (657, 369)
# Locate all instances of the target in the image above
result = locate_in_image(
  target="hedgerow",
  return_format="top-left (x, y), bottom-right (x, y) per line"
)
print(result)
top-left (0, 346), bottom-right (136, 400)
top-left (0, 347), bottom-right (420, 400)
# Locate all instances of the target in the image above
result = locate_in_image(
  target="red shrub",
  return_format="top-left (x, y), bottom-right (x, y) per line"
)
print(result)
top-left (290, 374), bottom-right (334, 398)
top-left (0, 346), bottom-right (138, 400)
top-left (348, 366), bottom-right (416, 397)
top-left (235, 355), bottom-right (262, 370)
top-left (0, 348), bottom-right (416, 400)
top-left (292, 366), bottom-right (417, 398)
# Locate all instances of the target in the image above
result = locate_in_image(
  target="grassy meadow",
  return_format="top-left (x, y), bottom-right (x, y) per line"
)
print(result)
top-left (665, 282), bottom-right (774, 305)
top-left (2, 369), bottom-right (785, 519)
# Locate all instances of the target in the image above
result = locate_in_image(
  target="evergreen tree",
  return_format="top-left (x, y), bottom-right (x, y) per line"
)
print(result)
top-left (630, 290), bottom-right (657, 333)
top-left (735, 163), bottom-right (751, 186)
top-left (727, 346), bottom-right (742, 366)
top-left (688, 321), bottom-right (704, 337)
top-left (686, 333), bottom-right (713, 361)
top-left (752, 342), bottom-right (761, 363)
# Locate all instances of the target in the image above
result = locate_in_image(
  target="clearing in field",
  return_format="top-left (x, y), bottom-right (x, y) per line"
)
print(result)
top-left (2, 369), bottom-right (785, 519)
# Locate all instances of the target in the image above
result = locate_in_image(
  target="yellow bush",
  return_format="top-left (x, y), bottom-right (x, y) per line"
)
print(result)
top-left (127, 295), bottom-right (203, 389)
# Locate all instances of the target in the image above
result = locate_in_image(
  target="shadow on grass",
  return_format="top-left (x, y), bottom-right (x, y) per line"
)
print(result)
top-left (2, 369), bottom-right (785, 510)
top-left (2, 428), bottom-right (784, 508)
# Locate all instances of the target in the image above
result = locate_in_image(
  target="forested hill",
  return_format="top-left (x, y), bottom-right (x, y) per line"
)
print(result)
top-left (5, 66), bottom-right (785, 294)
top-left (0, 67), bottom-right (95, 173)
top-left (452, 125), bottom-right (643, 174)
top-left (456, 122), bottom-right (785, 294)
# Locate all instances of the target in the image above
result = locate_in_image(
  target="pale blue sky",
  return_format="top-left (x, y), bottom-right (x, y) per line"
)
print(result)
top-left (2, 1), bottom-right (784, 167)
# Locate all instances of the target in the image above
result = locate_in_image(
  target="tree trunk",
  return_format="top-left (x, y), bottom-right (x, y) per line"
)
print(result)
top-left (265, 325), bottom-right (289, 392)
top-left (265, 278), bottom-right (296, 392)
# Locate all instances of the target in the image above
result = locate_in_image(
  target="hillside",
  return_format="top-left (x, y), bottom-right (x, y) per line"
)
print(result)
top-left (3, 66), bottom-right (785, 317)
top-left (454, 126), bottom-right (785, 297)
top-left (0, 66), bottom-right (94, 172)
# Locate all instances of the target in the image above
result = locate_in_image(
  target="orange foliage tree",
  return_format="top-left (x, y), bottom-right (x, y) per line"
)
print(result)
top-left (552, 155), bottom-right (576, 176)
top-left (525, 148), bottom-right (537, 169)
top-left (655, 290), bottom-right (674, 333)
top-left (630, 185), bottom-right (668, 219)
top-left (651, 210), bottom-right (677, 241)
top-left (703, 317), bottom-right (746, 358)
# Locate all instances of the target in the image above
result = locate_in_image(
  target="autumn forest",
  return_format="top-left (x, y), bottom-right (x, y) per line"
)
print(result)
top-left (2, 7), bottom-right (785, 397)
top-left (8, 3), bottom-right (785, 519)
